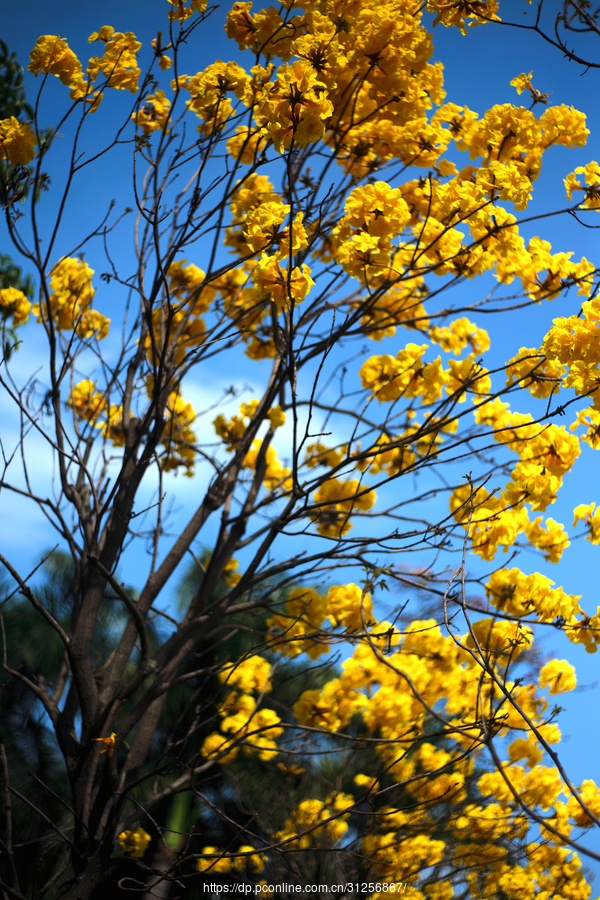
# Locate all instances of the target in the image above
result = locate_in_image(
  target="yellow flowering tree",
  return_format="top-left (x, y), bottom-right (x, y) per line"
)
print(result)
top-left (2, 1), bottom-right (600, 898)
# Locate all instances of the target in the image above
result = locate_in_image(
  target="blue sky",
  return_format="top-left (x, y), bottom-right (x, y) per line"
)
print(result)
top-left (3, 0), bottom-right (600, 879)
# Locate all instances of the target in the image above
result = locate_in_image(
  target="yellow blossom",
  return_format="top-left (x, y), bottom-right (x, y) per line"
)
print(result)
top-left (0, 287), bottom-right (31, 326)
top-left (118, 827), bottom-right (151, 858)
top-left (93, 732), bottom-right (116, 756)
top-left (539, 659), bottom-right (577, 694)
top-left (0, 117), bottom-right (37, 166)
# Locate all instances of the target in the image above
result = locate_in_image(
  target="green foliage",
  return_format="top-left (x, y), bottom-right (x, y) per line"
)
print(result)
top-left (0, 40), bottom-right (34, 122)
top-left (0, 253), bottom-right (34, 300)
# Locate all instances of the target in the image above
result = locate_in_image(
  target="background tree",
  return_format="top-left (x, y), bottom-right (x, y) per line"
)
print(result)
top-left (0, 43), bottom-right (35, 357)
top-left (2, 1), bottom-right (600, 899)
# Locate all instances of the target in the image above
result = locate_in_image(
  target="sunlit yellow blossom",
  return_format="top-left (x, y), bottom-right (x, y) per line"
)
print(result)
top-left (167, 0), bottom-right (207, 20)
top-left (427, 0), bottom-right (499, 35)
top-left (508, 735), bottom-right (544, 769)
top-left (510, 71), bottom-right (533, 96)
top-left (219, 656), bottom-right (272, 694)
top-left (505, 347), bottom-right (564, 399)
top-left (525, 516), bottom-right (570, 563)
top-left (87, 26), bottom-right (141, 93)
top-left (176, 60), bottom-right (248, 134)
top-left (570, 406), bottom-right (600, 449)
top-left (249, 255), bottom-right (313, 312)
top-left (34, 257), bottom-right (96, 332)
top-left (0, 117), bottom-right (37, 166)
top-left (327, 584), bottom-right (373, 631)
top-left (28, 35), bottom-right (89, 100)
top-left (465, 618), bottom-right (533, 659)
top-left (573, 502), bottom-right (600, 544)
top-left (243, 439), bottom-right (292, 491)
top-left (0, 287), bottom-right (31, 326)
top-left (485, 567), bottom-right (581, 622)
top-left (132, 90), bottom-right (171, 134)
top-left (69, 380), bottom-right (106, 423)
top-left (310, 478), bottom-right (376, 538)
top-left (266, 587), bottom-right (329, 660)
top-left (539, 659), bottom-right (577, 694)
top-left (429, 317), bottom-right (490, 356)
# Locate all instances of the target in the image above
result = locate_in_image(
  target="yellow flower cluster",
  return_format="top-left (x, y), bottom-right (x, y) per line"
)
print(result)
top-left (167, 0), bottom-right (207, 23)
top-left (214, 399), bottom-right (257, 451)
top-left (573, 502), bottom-right (600, 544)
top-left (202, 655), bottom-right (282, 763)
top-left (33, 257), bottom-right (110, 339)
top-left (570, 406), bottom-right (600, 449)
top-left (243, 438), bottom-right (292, 492)
top-left (219, 172), bottom-right (314, 352)
top-left (254, 59), bottom-right (334, 153)
top-left (310, 477), bottom-right (376, 538)
top-left (456, 395), bottom-right (584, 557)
top-left (251, 254), bottom-right (314, 313)
top-left (174, 60), bottom-right (248, 134)
top-left (286, 601), bottom-right (600, 893)
top-left (219, 655), bottom-right (272, 694)
top-left (566, 780), bottom-right (600, 828)
top-left (450, 481), bottom-right (570, 562)
top-left (213, 399), bottom-right (286, 453)
top-left (226, 173), bottom-right (282, 252)
top-left (361, 343), bottom-right (490, 406)
top-left (69, 380), bottom-right (106, 424)
top-left (359, 278), bottom-right (429, 342)
top-left (274, 793), bottom-right (354, 849)
top-left (393, 169), bottom-right (593, 291)
top-left (427, 0), bottom-right (499, 35)
top-left (332, 182), bottom-right (410, 281)
top-left (87, 26), bottom-right (141, 93)
top-left (326, 583), bottom-right (373, 631)
top-left (294, 677), bottom-right (368, 734)
top-left (28, 35), bottom-right (93, 103)
top-left (267, 582), bottom-right (372, 660)
top-left (304, 442), bottom-right (345, 469)
top-left (485, 567), bottom-right (582, 622)
top-left (538, 659), bottom-right (577, 695)
top-left (363, 827), bottom-right (446, 887)
top-left (565, 160), bottom-right (600, 210)
top-left (132, 90), bottom-right (171, 134)
top-left (464, 617), bottom-right (533, 659)
top-left (429, 316), bottom-right (490, 356)
top-left (69, 377), bottom-right (197, 474)
top-left (97, 404), bottom-right (127, 448)
top-left (356, 431), bottom-right (418, 478)
top-left (541, 295), bottom-right (600, 409)
top-left (93, 732), bottom-right (116, 756)
top-left (360, 344), bottom-right (430, 403)
top-left (267, 586), bottom-right (328, 660)
top-left (118, 827), bottom-right (151, 858)
top-left (196, 844), bottom-right (266, 874)
top-left (29, 27), bottom-right (141, 108)
top-left (505, 347), bottom-right (564, 399)
top-left (224, 0), bottom-right (451, 176)
top-left (0, 117), bottom-right (37, 167)
top-left (222, 556), bottom-right (242, 587)
top-left (0, 287), bottom-right (32, 327)
top-left (144, 260), bottom-right (212, 366)
top-left (160, 389), bottom-right (197, 476)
